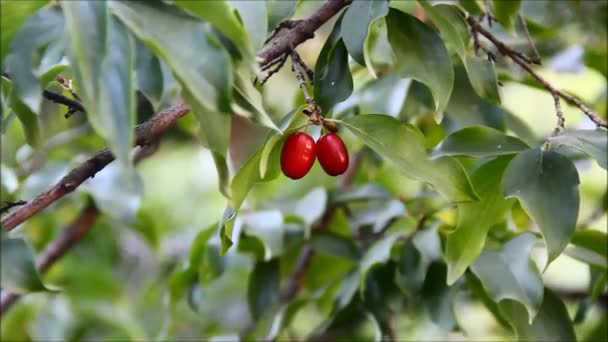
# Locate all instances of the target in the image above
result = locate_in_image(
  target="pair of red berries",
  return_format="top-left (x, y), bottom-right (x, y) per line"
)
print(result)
top-left (280, 132), bottom-right (349, 179)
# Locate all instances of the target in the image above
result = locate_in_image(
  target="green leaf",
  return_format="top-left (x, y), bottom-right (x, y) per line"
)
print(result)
top-left (465, 271), bottom-right (511, 329)
top-left (241, 210), bottom-right (284, 260)
top-left (422, 262), bottom-right (459, 331)
top-left (4, 6), bottom-right (64, 114)
top-left (0, 237), bottom-right (49, 293)
top-left (232, 66), bottom-right (279, 130)
top-left (386, 8), bottom-right (453, 120)
top-left (359, 233), bottom-right (402, 293)
top-left (63, 3), bottom-right (136, 172)
top-left (0, 0), bottom-right (47, 63)
top-left (314, 38), bottom-right (354, 115)
top-left (500, 288), bottom-right (576, 342)
top-left (470, 233), bottom-right (544, 322)
top-left (229, 0), bottom-right (268, 50)
top-left (111, 1), bottom-right (232, 114)
top-left (465, 55), bottom-right (501, 104)
top-left (183, 89), bottom-right (232, 196)
top-left (565, 230), bottom-right (607, 269)
top-left (341, 0), bottom-right (389, 65)
top-left (174, 0), bottom-right (254, 61)
top-left (10, 93), bottom-right (40, 148)
top-left (433, 125), bottom-right (529, 158)
top-left (342, 114), bottom-right (477, 202)
top-left (332, 183), bottom-right (392, 203)
top-left (419, 2), bottom-right (500, 104)
top-left (266, 0), bottom-right (298, 32)
top-left (218, 206), bottom-right (237, 254)
top-left (312, 232), bottom-right (361, 261)
top-left (169, 224), bottom-right (219, 304)
top-left (503, 148), bottom-right (580, 263)
top-left (135, 39), bottom-right (164, 109)
top-left (263, 298), bottom-right (309, 340)
top-left (313, 13), bottom-right (353, 114)
top-left (570, 229), bottom-right (607, 258)
top-left (418, 1), bottom-right (468, 61)
top-left (443, 66), bottom-right (506, 131)
top-left (548, 129), bottom-right (607, 170)
top-left (446, 157), bottom-right (515, 284)
top-left (248, 259), bottom-right (280, 320)
top-left (493, 0), bottom-right (521, 31)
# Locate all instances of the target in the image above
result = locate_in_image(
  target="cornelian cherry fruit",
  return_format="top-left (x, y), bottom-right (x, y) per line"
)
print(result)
top-left (280, 132), bottom-right (317, 179)
top-left (316, 133), bottom-right (349, 176)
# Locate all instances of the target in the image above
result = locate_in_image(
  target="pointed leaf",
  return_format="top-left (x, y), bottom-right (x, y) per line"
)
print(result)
top-left (4, 6), bottom-right (64, 113)
top-left (446, 157), bottom-right (514, 284)
top-left (266, 0), bottom-right (298, 32)
top-left (359, 233), bottom-right (402, 293)
top-left (135, 39), bottom-right (164, 108)
top-left (0, 0), bottom-right (47, 62)
top-left (341, 0), bottom-right (389, 65)
top-left (500, 288), bottom-right (576, 341)
top-left (503, 148), bottom-right (580, 263)
top-left (418, 1), bottom-right (468, 61)
top-left (465, 55), bottom-right (501, 104)
top-left (342, 114), bottom-right (477, 202)
top-left (470, 233), bottom-right (544, 322)
top-left (63, 3), bottom-right (136, 171)
top-left (233, 66), bottom-right (278, 130)
top-left (111, 1), bottom-right (232, 114)
top-left (433, 125), bottom-right (529, 158)
top-left (241, 210), bottom-right (284, 260)
top-left (420, 2), bottom-right (500, 103)
top-left (313, 13), bottom-right (353, 114)
top-left (10, 94), bottom-right (40, 148)
top-left (229, 0), bottom-right (268, 50)
top-left (493, 0), bottom-right (521, 31)
top-left (386, 8), bottom-right (453, 120)
top-left (248, 259), bottom-right (280, 320)
top-left (1, 238), bottom-right (49, 293)
top-left (548, 129), bottom-right (607, 170)
top-left (174, 0), bottom-right (254, 60)
top-left (314, 38), bottom-right (353, 114)
top-left (422, 263), bottom-right (459, 331)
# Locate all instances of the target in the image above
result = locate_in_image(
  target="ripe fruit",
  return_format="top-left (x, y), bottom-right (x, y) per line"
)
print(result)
top-left (316, 133), bottom-right (349, 176)
top-left (280, 132), bottom-right (317, 179)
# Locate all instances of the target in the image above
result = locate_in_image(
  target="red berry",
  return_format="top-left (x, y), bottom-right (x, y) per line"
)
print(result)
top-left (280, 132), bottom-right (317, 179)
top-left (316, 133), bottom-right (349, 176)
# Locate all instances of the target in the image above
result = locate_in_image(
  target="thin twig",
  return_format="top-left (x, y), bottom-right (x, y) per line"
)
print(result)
top-left (1, 103), bottom-right (190, 231)
top-left (464, 13), bottom-right (608, 129)
top-left (551, 93), bottom-right (565, 136)
top-left (42, 89), bottom-right (86, 114)
top-left (0, 142), bottom-right (160, 316)
top-left (257, 0), bottom-right (352, 66)
top-left (518, 12), bottom-right (542, 65)
top-left (0, 200), bottom-right (27, 215)
top-left (483, 0), bottom-right (493, 27)
top-left (290, 50), bottom-right (314, 83)
top-left (259, 53), bottom-right (288, 85)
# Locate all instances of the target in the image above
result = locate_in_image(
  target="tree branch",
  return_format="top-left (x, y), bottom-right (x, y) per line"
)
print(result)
top-left (42, 89), bottom-right (86, 115)
top-left (256, 0), bottom-right (352, 66)
top-left (0, 142), bottom-right (160, 316)
top-left (1, 103), bottom-right (189, 231)
top-left (464, 14), bottom-right (608, 129)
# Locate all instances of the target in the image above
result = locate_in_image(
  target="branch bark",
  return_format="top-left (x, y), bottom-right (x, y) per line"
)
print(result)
top-left (0, 142), bottom-right (160, 316)
top-left (256, 0), bottom-right (352, 66)
top-left (464, 14), bottom-right (608, 129)
top-left (1, 103), bottom-right (189, 231)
